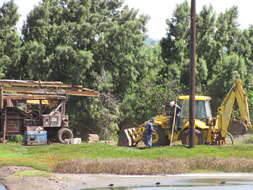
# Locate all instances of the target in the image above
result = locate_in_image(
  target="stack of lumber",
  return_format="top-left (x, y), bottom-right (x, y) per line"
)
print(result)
top-left (0, 79), bottom-right (100, 97)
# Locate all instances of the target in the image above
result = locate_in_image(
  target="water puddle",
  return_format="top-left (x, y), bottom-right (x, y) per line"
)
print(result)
top-left (83, 177), bottom-right (253, 190)
top-left (0, 184), bottom-right (6, 190)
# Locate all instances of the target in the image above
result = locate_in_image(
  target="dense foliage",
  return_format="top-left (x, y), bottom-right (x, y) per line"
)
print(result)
top-left (0, 0), bottom-right (253, 139)
top-left (160, 2), bottom-right (253, 109)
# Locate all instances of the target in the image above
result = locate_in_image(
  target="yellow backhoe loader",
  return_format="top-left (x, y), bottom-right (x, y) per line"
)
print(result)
top-left (118, 80), bottom-right (252, 146)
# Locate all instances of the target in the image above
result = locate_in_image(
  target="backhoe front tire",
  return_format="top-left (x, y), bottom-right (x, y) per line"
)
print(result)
top-left (57, 128), bottom-right (73, 143)
top-left (151, 126), bottom-right (169, 146)
top-left (181, 129), bottom-right (204, 145)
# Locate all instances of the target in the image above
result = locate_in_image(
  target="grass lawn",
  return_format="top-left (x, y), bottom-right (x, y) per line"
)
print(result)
top-left (12, 170), bottom-right (51, 178)
top-left (1, 142), bottom-right (253, 171)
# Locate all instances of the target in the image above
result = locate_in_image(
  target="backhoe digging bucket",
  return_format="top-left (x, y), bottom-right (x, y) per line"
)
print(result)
top-left (228, 120), bottom-right (248, 136)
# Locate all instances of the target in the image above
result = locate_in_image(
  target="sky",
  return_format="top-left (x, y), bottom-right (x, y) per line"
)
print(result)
top-left (1, 0), bottom-right (253, 40)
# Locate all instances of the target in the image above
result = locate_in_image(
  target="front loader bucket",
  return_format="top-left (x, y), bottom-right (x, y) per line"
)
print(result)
top-left (117, 127), bottom-right (145, 146)
top-left (117, 128), bottom-right (130, 146)
top-left (117, 128), bottom-right (136, 146)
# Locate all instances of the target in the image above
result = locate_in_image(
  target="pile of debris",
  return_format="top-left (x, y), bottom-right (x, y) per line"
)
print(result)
top-left (87, 134), bottom-right (99, 143)
top-left (0, 79), bottom-right (100, 145)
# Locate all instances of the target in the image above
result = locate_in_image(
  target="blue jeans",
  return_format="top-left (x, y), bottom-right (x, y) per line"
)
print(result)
top-left (145, 134), bottom-right (152, 148)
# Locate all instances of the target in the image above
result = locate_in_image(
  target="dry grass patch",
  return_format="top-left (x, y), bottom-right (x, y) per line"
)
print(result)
top-left (54, 158), bottom-right (190, 174)
top-left (54, 157), bottom-right (253, 175)
top-left (190, 157), bottom-right (253, 173)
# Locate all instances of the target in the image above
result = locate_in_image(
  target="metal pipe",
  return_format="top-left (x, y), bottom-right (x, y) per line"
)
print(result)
top-left (189, 0), bottom-right (196, 148)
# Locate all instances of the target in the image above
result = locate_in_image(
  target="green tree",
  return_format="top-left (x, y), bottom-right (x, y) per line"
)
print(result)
top-left (209, 54), bottom-right (247, 108)
top-left (160, 1), bottom-right (253, 117)
top-left (196, 5), bottom-right (216, 92)
top-left (21, 0), bottom-right (149, 139)
top-left (19, 41), bottom-right (49, 80)
top-left (160, 1), bottom-right (190, 90)
top-left (235, 26), bottom-right (253, 89)
top-left (160, 3), bottom-right (217, 93)
top-left (214, 7), bottom-right (239, 55)
top-left (160, 2), bottom-right (245, 94)
top-left (21, 0), bottom-right (148, 91)
top-left (119, 43), bottom-right (181, 125)
top-left (0, 0), bottom-right (21, 78)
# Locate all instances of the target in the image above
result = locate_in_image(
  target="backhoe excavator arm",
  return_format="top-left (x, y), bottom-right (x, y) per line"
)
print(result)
top-left (216, 80), bottom-right (252, 138)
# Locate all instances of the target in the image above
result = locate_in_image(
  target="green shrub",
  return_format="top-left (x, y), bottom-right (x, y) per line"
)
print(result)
top-left (7, 135), bottom-right (24, 144)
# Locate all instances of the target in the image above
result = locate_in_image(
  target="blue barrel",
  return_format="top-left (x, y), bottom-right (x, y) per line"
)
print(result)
top-left (25, 131), bottom-right (47, 145)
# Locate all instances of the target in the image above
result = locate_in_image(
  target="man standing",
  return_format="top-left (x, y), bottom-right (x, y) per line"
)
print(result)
top-left (169, 101), bottom-right (181, 131)
top-left (144, 119), bottom-right (155, 148)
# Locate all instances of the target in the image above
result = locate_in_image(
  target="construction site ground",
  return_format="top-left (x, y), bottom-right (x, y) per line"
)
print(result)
top-left (0, 134), bottom-right (253, 189)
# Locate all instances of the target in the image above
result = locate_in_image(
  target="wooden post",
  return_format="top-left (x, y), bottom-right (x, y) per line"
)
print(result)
top-left (0, 87), bottom-right (3, 109)
top-left (39, 100), bottom-right (42, 119)
top-left (170, 100), bottom-right (178, 146)
top-left (189, 0), bottom-right (196, 148)
top-left (0, 87), bottom-right (5, 143)
top-left (3, 107), bottom-right (7, 143)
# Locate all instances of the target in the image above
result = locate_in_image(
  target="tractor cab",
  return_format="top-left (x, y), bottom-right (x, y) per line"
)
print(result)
top-left (178, 96), bottom-right (212, 125)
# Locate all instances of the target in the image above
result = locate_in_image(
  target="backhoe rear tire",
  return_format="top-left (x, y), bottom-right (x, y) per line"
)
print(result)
top-left (57, 128), bottom-right (73, 143)
top-left (181, 129), bottom-right (204, 145)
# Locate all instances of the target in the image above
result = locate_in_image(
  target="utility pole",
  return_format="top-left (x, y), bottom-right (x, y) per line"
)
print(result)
top-left (189, 0), bottom-right (196, 148)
